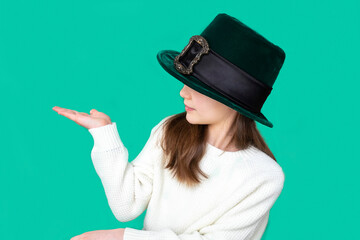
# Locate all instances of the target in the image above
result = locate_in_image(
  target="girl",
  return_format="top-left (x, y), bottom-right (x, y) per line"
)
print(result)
top-left (53, 13), bottom-right (286, 240)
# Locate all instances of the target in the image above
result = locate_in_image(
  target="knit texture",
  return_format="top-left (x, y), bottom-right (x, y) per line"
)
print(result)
top-left (88, 115), bottom-right (285, 240)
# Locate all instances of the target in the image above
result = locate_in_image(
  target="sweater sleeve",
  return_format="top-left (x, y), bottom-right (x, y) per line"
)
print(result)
top-left (123, 170), bottom-right (285, 240)
top-left (88, 118), bottom-right (166, 222)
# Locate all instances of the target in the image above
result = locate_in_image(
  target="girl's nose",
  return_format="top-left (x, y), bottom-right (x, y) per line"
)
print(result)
top-left (180, 85), bottom-right (191, 98)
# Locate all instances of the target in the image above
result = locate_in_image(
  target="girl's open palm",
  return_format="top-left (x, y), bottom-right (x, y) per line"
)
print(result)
top-left (52, 106), bottom-right (112, 130)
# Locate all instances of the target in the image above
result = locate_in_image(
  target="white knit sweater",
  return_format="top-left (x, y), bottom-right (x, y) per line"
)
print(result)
top-left (88, 115), bottom-right (285, 240)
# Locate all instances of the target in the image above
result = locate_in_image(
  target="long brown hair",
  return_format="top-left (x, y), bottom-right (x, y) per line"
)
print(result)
top-left (158, 111), bottom-right (276, 188)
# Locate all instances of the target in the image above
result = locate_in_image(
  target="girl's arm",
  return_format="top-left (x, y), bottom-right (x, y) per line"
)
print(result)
top-left (88, 117), bottom-right (167, 222)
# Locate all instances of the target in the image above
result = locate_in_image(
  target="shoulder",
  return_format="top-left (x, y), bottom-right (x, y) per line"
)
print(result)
top-left (239, 145), bottom-right (285, 188)
top-left (240, 145), bottom-right (283, 171)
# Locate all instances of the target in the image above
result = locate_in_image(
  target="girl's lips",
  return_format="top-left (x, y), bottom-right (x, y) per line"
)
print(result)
top-left (185, 105), bottom-right (195, 111)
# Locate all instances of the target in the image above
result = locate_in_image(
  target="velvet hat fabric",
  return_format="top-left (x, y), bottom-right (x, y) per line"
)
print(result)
top-left (157, 13), bottom-right (286, 128)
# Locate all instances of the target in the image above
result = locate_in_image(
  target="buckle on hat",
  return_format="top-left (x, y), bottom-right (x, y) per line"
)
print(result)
top-left (174, 35), bottom-right (210, 75)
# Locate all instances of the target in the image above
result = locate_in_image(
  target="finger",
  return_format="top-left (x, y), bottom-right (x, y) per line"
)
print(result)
top-left (53, 106), bottom-right (74, 114)
top-left (52, 106), bottom-right (70, 112)
top-left (52, 106), bottom-right (63, 113)
top-left (58, 109), bottom-right (78, 121)
top-left (59, 109), bottom-right (77, 116)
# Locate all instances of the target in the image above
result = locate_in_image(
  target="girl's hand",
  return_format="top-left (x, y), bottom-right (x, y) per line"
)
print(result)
top-left (52, 106), bottom-right (112, 130)
top-left (70, 228), bottom-right (125, 240)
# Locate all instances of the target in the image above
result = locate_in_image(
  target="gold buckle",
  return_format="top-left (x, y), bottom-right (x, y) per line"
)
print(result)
top-left (174, 35), bottom-right (210, 75)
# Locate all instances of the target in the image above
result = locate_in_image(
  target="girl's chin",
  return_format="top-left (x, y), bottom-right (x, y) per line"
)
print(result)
top-left (185, 114), bottom-right (198, 124)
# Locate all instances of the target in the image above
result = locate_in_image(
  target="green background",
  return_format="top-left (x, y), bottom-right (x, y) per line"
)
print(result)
top-left (1, 0), bottom-right (359, 239)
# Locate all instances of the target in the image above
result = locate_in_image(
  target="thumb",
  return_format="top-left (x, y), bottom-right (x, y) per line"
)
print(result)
top-left (90, 109), bottom-right (98, 115)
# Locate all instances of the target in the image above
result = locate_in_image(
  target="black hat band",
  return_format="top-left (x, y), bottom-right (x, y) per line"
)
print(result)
top-left (174, 35), bottom-right (273, 113)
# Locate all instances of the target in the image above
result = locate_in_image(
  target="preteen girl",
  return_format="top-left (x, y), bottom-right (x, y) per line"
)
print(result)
top-left (53, 13), bottom-right (286, 240)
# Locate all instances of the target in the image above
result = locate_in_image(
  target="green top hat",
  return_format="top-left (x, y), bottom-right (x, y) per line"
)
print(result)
top-left (157, 13), bottom-right (286, 128)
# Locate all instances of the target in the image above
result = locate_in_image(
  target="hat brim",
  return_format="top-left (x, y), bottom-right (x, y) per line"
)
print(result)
top-left (156, 49), bottom-right (274, 128)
